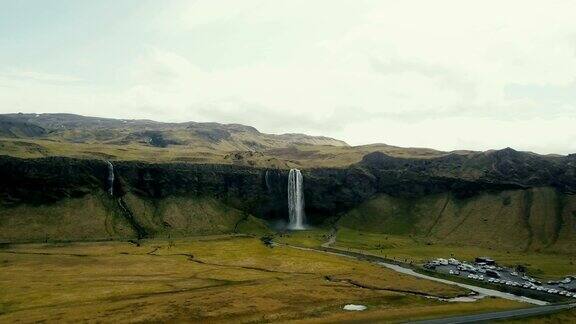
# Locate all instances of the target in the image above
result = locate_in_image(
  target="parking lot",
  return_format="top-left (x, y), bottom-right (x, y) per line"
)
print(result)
top-left (424, 257), bottom-right (576, 299)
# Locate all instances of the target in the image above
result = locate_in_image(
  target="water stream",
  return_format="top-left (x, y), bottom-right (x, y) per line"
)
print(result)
top-left (107, 161), bottom-right (114, 196)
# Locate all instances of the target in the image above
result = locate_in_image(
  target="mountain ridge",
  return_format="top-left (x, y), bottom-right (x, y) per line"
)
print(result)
top-left (1, 113), bottom-right (572, 169)
top-left (0, 113), bottom-right (348, 148)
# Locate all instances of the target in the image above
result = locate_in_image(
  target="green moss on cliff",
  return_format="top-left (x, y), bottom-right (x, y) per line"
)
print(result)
top-left (338, 188), bottom-right (576, 254)
top-left (0, 193), bottom-right (135, 243)
top-left (122, 195), bottom-right (254, 237)
top-left (234, 215), bottom-right (273, 236)
top-left (0, 190), bottom-right (272, 242)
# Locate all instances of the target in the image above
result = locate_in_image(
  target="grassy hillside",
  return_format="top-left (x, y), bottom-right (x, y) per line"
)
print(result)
top-left (0, 113), bottom-right (358, 169)
top-left (0, 193), bottom-right (136, 242)
top-left (0, 137), bottom-right (463, 169)
top-left (2, 113), bottom-right (572, 172)
top-left (0, 113), bottom-right (479, 168)
top-left (122, 195), bottom-right (251, 237)
top-left (338, 187), bottom-right (576, 254)
top-left (0, 190), bottom-right (269, 243)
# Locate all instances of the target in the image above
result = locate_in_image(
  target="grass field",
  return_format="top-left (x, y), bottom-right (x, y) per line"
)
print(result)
top-left (0, 235), bottom-right (526, 323)
top-left (333, 227), bottom-right (576, 279)
top-left (275, 228), bottom-right (333, 248)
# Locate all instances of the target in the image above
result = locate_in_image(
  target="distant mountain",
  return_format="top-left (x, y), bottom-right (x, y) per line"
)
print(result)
top-left (0, 113), bottom-right (572, 170)
top-left (0, 113), bottom-right (347, 150)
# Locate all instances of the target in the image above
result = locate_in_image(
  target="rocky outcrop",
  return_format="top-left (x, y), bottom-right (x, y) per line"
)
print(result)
top-left (360, 149), bottom-right (576, 194)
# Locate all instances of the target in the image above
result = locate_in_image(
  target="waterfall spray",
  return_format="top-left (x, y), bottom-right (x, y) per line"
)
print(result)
top-left (107, 161), bottom-right (114, 196)
top-left (287, 169), bottom-right (306, 230)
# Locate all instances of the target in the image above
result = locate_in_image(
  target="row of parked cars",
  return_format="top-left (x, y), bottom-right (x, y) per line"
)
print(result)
top-left (548, 276), bottom-right (574, 285)
top-left (487, 278), bottom-right (576, 297)
top-left (425, 257), bottom-right (576, 298)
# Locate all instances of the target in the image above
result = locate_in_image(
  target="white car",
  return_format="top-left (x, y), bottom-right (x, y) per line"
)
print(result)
top-left (437, 258), bottom-right (449, 265)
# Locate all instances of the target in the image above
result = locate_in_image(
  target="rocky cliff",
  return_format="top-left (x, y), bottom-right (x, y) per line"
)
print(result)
top-left (1, 147), bottom-right (575, 246)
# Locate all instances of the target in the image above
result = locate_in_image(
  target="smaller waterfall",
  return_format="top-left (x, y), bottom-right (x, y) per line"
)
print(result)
top-left (107, 161), bottom-right (114, 196)
top-left (265, 170), bottom-right (271, 192)
top-left (287, 169), bottom-right (306, 230)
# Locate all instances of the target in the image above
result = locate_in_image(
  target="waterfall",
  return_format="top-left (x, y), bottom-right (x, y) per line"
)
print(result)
top-left (107, 161), bottom-right (114, 196)
top-left (287, 169), bottom-right (306, 230)
top-left (265, 170), bottom-right (271, 192)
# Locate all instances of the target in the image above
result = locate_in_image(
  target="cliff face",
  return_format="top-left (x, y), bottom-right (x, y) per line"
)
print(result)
top-left (1, 148), bottom-right (575, 245)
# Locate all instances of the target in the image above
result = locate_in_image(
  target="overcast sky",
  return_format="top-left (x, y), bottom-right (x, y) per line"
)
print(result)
top-left (1, 0), bottom-right (576, 154)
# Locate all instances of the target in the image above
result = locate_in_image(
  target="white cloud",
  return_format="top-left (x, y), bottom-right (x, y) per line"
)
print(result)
top-left (1, 0), bottom-right (576, 154)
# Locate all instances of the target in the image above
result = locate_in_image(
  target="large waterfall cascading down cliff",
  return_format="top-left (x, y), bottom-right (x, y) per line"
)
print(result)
top-left (287, 168), bottom-right (306, 230)
top-left (107, 161), bottom-right (114, 196)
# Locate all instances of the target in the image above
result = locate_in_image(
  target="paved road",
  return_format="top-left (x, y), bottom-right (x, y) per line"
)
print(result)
top-left (408, 303), bottom-right (575, 324)
top-left (378, 262), bottom-right (548, 305)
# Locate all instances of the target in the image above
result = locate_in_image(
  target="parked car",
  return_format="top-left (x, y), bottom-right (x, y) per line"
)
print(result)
top-left (486, 270), bottom-right (501, 278)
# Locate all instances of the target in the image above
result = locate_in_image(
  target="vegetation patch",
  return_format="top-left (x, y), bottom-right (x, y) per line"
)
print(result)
top-left (0, 236), bottom-right (526, 323)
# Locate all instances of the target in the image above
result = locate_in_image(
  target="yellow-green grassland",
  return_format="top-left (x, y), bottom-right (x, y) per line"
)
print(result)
top-left (0, 236), bottom-right (526, 323)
